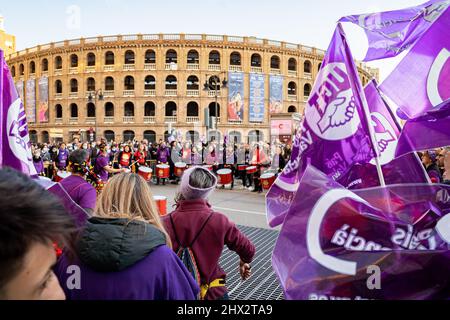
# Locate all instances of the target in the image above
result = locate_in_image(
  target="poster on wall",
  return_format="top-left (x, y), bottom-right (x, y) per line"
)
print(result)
top-left (269, 75), bottom-right (283, 114)
top-left (270, 119), bottom-right (293, 145)
top-left (227, 72), bottom-right (244, 121)
top-left (249, 73), bottom-right (265, 122)
top-left (25, 79), bottom-right (36, 123)
top-left (38, 77), bottom-right (49, 123)
top-left (15, 80), bottom-right (24, 103)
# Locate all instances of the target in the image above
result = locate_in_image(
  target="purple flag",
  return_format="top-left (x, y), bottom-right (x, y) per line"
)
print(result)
top-left (340, 0), bottom-right (449, 61)
top-left (272, 165), bottom-right (450, 300)
top-left (396, 99), bottom-right (450, 157)
top-left (0, 50), bottom-right (37, 175)
top-left (380, 7), bottom-right (450, 119)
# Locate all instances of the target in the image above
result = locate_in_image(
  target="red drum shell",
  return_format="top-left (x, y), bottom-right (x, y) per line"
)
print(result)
top-left (138, 166), bottom-right (153, 181)
top-left (238, 165), bottom-right (248, 171)
top-left (156, 164), bottom-right (170, 179)
top-left (175, 162), bottom-right (187, 177)
top-left (153, 195), bottom-right (167, 216)
top-left (217, 169), bottom-right (232, 185)
top-left (260, 173), bottom-right (276, 190)
top-left (246, 166), bottom-right (258, 174)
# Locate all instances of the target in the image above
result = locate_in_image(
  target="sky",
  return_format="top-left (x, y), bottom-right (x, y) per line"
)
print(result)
top-left (0, 0), bottom-right (426, 80)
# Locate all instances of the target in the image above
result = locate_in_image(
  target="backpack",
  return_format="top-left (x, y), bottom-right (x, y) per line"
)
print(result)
top-left (170, 212), bottom-right (214, 300)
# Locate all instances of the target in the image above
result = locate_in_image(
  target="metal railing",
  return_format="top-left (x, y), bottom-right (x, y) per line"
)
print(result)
top-left (144, 116), bottom-right (156, 123)
top-left (250, 67), bottom-right (263, 73)
top-left (123, 64), bottom-right (135, 71)
top-left (186, 63), bottom-right (200, 70)
top-left (186, 90), bottom-right (199, 96)
top-left (164, 116), bottom-right (177, 123)
top-left (229, 65), bottom-right (242, 72)
top-left (186, 116), bottom-right (200, 123)
top-left (123, 116), bottom-right (135, 123)
top-left (123, 90), bottom-right (135, 97)
top-left (164, 89), bottom-right (177, 96)
top-left (144, 89), bottom-right (156, 96)
top-left (144, 63), bottom-right (156, 70)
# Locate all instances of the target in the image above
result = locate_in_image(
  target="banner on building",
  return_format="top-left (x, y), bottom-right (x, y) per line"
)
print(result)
top-left (38, 77), bottom-right (49, 123)
top-left (249, 73), bottom-right (265, 122)
top-left (270, 119), bottom-right (293, 144)
top-left (269, 75), bottom-right (283, 114)
top-left (227, 72), bottom-right (244, 121)
top-left (25, 79), bottom-right (36, 123)
top-left (15, 80), bottom-right (24, 103)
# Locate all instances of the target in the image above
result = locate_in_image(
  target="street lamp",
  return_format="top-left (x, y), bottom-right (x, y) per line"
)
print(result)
top-left (203, 73), bottom-right (227, 142)
top-left (88, 89), bottom-right (104, 142)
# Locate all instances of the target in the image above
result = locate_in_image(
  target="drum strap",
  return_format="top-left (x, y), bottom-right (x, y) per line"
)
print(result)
top-left (170, 212), bottom-right (214, 248)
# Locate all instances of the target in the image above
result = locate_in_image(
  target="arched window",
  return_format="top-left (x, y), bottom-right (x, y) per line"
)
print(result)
top-left (144, 75), bottom-right (156, 90)
top-left (251, 54), bottom-right (262, 67)
top-left (144, 102), bottom-right (156, 116)
top-left (145, 50), bottom-right (156, 64)
top-left (229, 131), bottom-right (242, 144)
top-left (187, 50), bottom-right (199, 64)
top-left (29, 61), bottom-right (36, 74)
top-left (304, 60), bottom-right (312, 73)
top-left (70, 79), bottom-right (78, 92)
top-left (55, 56), bottom-right (62, 70)
top-left (86, 77), bottom-right (96, 92)
top-left (288, 105), bottom-right (297, 113)
top-left (42, 59), bottom-right (48, 72)
top-left (164, 130), bottom-right (171, 142)
top-left (230, 52), bottom-right (241, 66)
top-left (209, 50), bottom-right (220, 65)
top-left (166, 50), bottom-right (177, 63)
top-left (144, 130), bottom-right (156, 143)
top-left (55, 104), bottom-right (63, 118)
top-left (105, 51), bottom-right (115, 65)
top-left (105, 77), bottom-right (114, 90)
top-left (187, 102), bottom-right (199, 117)
top-left (165, 75), bottom-right (177, 90)
top-left (208, 102), bottom-right (220, 117)
top-left (186, 131), bottom-right (200, 143)
top-left (104, 130), bottom-right (115, 142)
top-left (165, 101), bottom-right (177, 116)
top-left (124, 102), bottom-right (134, 116)
top-left (70, 103), bottom-right (78, 118)
top-left (70, 54), bottom-right (78, 68)
top-left (208, 76), bottom-right (221, 90)
top-left (29, 130), bottom-right (38, 144)
top-left (19, 63), bottom-right (24, 75)
top-left (124, 76), bottom-right (135, 90)
top-left (55, 80), bottom-right (63, 94)
top-left (270, 55), bottom-right (280, 69)
top-left (87, 53), bottom-right (96, 66)
top-left (248, 130), bottom-right (263, 144)
top-left (288, 58), bottom-right (297, 71)
top-left (11, 66), bottom-right (15, 77)
top-left (124, 50), bottom-right (135, 65)
top-left (304, 83), bottom-right (312, 97)
top-left (288, 82), bottom-right (297, 95)
top-left (41, 131), bottom-right (50, 143)
top-left (208, 130), bottom-right (221, 142)
top-left (87, 103), bottom-right (96, 117)
top-left (186, 75), bottom-right (199, 90)
top-left (105, 102), bottom-right (114, 117)
top-left (123, 130), bottom-right (135, 142)
top-left (318, 62), bottom-right (322, 71)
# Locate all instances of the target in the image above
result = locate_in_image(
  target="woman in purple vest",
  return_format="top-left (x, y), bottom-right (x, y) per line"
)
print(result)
top-left (56, 143), bottom-right (69, 171)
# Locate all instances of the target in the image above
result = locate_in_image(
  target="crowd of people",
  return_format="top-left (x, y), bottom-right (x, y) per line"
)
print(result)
top-left (420, 148), bottom-right (450, 184)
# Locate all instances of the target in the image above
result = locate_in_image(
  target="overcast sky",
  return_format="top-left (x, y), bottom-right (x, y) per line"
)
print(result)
top-left (0, 0), bottom-right (426, 80)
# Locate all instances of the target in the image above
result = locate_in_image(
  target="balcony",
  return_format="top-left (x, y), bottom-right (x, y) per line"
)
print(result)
top-left (250, 67), bottom-right (263, 73)
top-left (270, 68), bottom-right (281, 74)
top-left (208, 64), bottom-right (221, 71)
top-left (69, 117), bottom-right (78, 124)
top-left (103, 65), bottom-right (115, 72)
top-left (288, 70), bottom-right (297, 77)
top-left (207, 90), bottom-right (221, 98)
top-left (41, 71), bottom-right (49, 77)
top-left (186, 63), bottom-right (199, 70)
top-left (55, 118), bottom-right (63, 124)
top-left (55, 93), bottom-right (63, 99)
top-left (54, 69), bottom-right (63, 76)
top-left (288, 94), bottom-right (297, 101)
top-left (103, 90), bottom-right (114, 97)
top-left (123, 116), bottom-right (135, 123)
top-left (186, 116), bottom-right (200, 123)
top-left (68, 92), bottom-right (78, 99)
top-left (104, 116), bottom-right (114, 123)
top-left (123, 64), bottom-right (135, 71)
top-left (165, 89), bottom-right (177, 96)
top-left (69, 67), bottom-right (78, 74)
top-left (85, 66), bottom-right (96, 73)
top-left (186, 90), bottom-right (199, 97)
top-left (304, 72), bottom-right (312, 80)
top-left (85, 117), bottom-right (95, 124)
top-left (144, 89), bottom-right (156, 96)
top-left (165, 63), bottom-right (178, 71)
top-left (123, 90), bottom-right (135, 97)
top-left (228, 119), bottom-right (242, 124)
top-left (229, 65), bottom-right (242, 72)
top-left (164, 116), bottom-right (177, 123)
top-left (144, 116), bottom-right (156, 123)
top-left (144, 63), bottom-right (156, 70)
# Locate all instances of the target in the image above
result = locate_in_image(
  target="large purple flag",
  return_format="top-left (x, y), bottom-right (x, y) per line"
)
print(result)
top-left (272, 165), bottom-right (450, 300)
top-left (340, 0), bottom-right (449, 61)
top-left (0, 50), bottom-right (37, 175)
top-left (380, 7), bottom-right (450, 119)
top-left (396, 99), bottom-right (450, 157)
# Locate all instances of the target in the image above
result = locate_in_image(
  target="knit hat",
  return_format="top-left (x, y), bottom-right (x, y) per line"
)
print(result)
top-left (179, 166), bottom-right (217, 200)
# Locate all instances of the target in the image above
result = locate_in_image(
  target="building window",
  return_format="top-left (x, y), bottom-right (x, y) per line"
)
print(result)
top-left (70, 54), bottom-right (78, 68)
top-left (144, 130), bottom-right (156, 143)
top-left (186, 131), bottom-right (200, 143)
top-left (318, 62), bottom-right (322, 71)
top-left (42, 59), bottom-right (48, 72)
top-left (187, 102), bottom-right (199, 117)
top-left (105, 77), bottom-right (114, 90)
top-left (104, 130), bottom-right (115, 142)
top-left (208, 76), bottom-right (221, 90)
top-left (87, 53), bottom-right (96, 66)
top-left (288, 82), bottom-right (297, 95)
top-left (70, 79), bottom-right (78, 93)
top-left (187, 50), bottom-right (199, 64)
top-left (123, 130), bottom-right (135, 142)
top-left (144, 102), bottom-right (156, 117)
top-left (55, 56), bottom-right (62, 70)
top-left (29, 61), bottom-right (36, 74)
top-left (29, 130), bottom-right (38, 144)
top-left (270, 55), bottom-right (280, 69)
top-left (105, 51), bottom-right (115, 65)
top-left (87, 78), bottom-right (96, 92)
top-left (145, 50), bottom-right (156, 64)
top-left (11, 66), bottom-right (15, 77)
top-left (124, 102), bottom-right (134, 116)
top-left (229, 131), bottom-right (242, 144)
top-left (87, 103), bottom-right (96, 117)
top-left (166, 50), bottom-right (177, 64)
top-left (55, 80), bottom-right (63, 94)
top-left (288, 58), bottom-right (297, 71)
top-left (144, 75), bottom-right (156, 90)
top-left (209, 50), bottom-right (220, 65)
top-left (55, 104), bottom-right (63, 118)
top-left (304, 83), bottom-right (312, 97)
top-left (186, 75), bottom-right (199, 90)
top-left (124, 76), bottom-right (135, 90)
top-left (41, 131), bottom-right (50, 143)
top-left (230, 52), bottom-right (241, 66)
top-left (124, 50), bottom-right (135, 65)
top-left (251, 54), bottom-right (262, 67)
top-left (248, 130), bottom-right (263, 143)
top-left (70, 103), bottom-right (78, 118)
top-left (105, 102), bottom-right (114, 116)
top-left (165, 75), bottom-right (177, 90)
top-left (304, 60), bottom-right (312, 73)
top-left (288, 105), bottom-right (297, 113)
top-left (208, 102), bottom-right (220, 117)
top-left (165, 101), bottom-right (177, 116)
top-left (19, 63), bottom-right (25, 75)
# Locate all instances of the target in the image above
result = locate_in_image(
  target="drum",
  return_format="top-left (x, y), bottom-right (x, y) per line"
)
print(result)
top-left (156, 164), bottom-right (170, 179)
top-left (154, 196), bottom-right (167, 216)
top-left (138, 166), bottom-right (153, 181)
top-left (260, 172), bottom-right (276, 190)
top-left (202, 165), bottom-right (214, 171)
top-left (55, 171), bottom-right (71, 182)
top-left (238, 165), bottom-right (248, 171)
top-left (246, 166), bottom-right (258, 174)
top-left (217, 169), bottom-right (233, 185)
top-left (175, 162), bottom-right (187, 177)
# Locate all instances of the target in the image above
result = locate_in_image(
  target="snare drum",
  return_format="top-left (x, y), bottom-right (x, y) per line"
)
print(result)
top-left (260, 172), bottom-right (276, 190)
top-left (156, 164), bottom-right (170, 179)
top-left (175, 162), bottom-right (187, 177)
top-left (238, 165), bottom-right (248, 172)
top-left (138, 166), bottom-right (153, 181)
top-left (217, 169), bottom-right (233, 185)
top-left (154, 196), bottom-right (168, 216)
top-left (246, 166), bottom-right (258, 175)
top-left (54, 171), bottom-right (71, 182)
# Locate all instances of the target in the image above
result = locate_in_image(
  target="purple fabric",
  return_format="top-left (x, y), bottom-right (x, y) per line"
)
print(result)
top-left (94, 154), bottom-right (109, 182)
top-left (340, 0), bottom-right (449, 61)
top-left (57, 149), bottom-right (69, 169)
top-left (33, 158), bottom-right (44, 174)
top-left (157, 146), bottom-right (170, 163)
top-left (60, 175), bottom-right (97, 210)
top-left (380, 7), bottom-right (450, 119)
top-left (396, 99), bottom-right (450, 157)
top-left (55, 245), bottom-right (199, 300)
top-left (0, 50), bottom-right (37, 175)
top-left (272, 165), bottom-right (450, 300)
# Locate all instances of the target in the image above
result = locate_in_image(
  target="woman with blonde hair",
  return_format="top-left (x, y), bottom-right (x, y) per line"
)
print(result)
top-left (55, 173), bottom-right (199, 300)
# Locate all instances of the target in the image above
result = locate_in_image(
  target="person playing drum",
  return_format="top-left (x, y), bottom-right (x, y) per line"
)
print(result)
top-left (94, 143), bottom-right (127, 184)
top-left (118, 145), bottom-right (133, 170)
top-left (133, 143), bottom-right (147, 172)
top-left (156, 142), bottom-right (171, 185)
